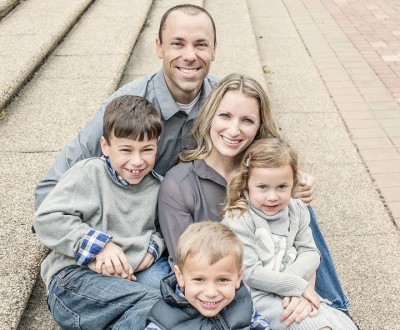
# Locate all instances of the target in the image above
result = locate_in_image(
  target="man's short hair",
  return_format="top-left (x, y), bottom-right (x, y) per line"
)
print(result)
top-left (103, 95), bottom-right (162, 144)
top-left (176, 221), bottom-right (243, 271)
top-left (158, 4), bottom-right (217, 46)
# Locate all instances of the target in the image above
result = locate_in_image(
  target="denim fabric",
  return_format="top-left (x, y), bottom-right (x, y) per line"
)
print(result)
top-left (308, 206), bottom-right (350, 311)
top-left (47, 266), bottom-right (161, 330)
top-left (134, 256), bottom-right (171, 289)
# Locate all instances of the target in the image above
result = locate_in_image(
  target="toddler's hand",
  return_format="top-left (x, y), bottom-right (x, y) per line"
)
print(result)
top-left (281, 296), bottom-right (319, 327)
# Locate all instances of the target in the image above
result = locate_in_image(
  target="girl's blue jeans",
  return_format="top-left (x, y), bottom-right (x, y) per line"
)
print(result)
top-left (47, 256), bottom-right (170, 330)
top-left (308, 206), bottom-right (350, 311)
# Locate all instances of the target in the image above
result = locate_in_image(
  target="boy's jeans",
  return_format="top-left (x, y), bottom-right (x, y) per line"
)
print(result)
top-left (308, 206), bottom-right (350, 311)
top-left (47, 257), bottom-right (170, 330)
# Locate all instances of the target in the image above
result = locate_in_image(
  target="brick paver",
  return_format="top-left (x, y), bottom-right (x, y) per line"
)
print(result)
top-left (295, 0), bottom-right (400, 223)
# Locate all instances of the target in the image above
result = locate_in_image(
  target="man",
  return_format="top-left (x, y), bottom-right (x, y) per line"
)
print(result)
top-left (35, 4), bottom-right (218, 208)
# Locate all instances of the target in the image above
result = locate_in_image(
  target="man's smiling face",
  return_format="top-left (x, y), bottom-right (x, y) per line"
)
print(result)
top-left (156, 10), bottom-right (216, 104)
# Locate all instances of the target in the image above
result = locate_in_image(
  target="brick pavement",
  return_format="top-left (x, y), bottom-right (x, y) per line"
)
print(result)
top-left (289, 0), bottom-right (400, 226)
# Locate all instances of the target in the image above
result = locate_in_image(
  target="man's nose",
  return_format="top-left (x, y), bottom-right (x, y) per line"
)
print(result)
top-left (182, 46), bottom-right (196, 61)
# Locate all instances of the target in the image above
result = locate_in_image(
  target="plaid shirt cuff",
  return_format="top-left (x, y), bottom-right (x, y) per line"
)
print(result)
top-left (75, 229), bottom-right (112, 266)
top-left (250, 306), bottom-right (270, 329)
top-left (147, 240), bottom-right (160, 261)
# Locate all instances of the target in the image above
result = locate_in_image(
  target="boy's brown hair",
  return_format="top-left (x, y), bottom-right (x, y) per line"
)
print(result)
top-left (103, 95), bottom-right (162, 144)
top-left (176, 221), bottom-right (243, 271)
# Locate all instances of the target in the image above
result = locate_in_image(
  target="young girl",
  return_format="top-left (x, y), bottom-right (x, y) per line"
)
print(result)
top-left (222, 138), bottom-right (357, 330)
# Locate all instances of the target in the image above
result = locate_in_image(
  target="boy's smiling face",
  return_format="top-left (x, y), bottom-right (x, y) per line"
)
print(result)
top-left (174, 252), bottom-right (243, 317)
top-left (100, 134), bottom-right (157, 185)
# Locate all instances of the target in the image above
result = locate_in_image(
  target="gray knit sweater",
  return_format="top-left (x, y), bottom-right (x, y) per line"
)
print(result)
top-left (34, 157), bottom-right (164, 288)
top-left (222, 199), bottom-right (320, 298)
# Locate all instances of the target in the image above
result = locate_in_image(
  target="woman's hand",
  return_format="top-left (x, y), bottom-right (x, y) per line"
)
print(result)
top-left (293, 171), bottom-right (316, 204)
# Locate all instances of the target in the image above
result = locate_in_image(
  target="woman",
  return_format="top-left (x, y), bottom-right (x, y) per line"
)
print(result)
top-left (158, 74), bottom-right (350, 323)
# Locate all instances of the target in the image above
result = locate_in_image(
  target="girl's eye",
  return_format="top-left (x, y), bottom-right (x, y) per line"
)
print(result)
top-left (120, 149), bottom-right (130, 152)
top-left (258, 185), bottom-right (268, 190)
top-left (218, 113), bottom-right (230, 118)
top-left (278, 185), bottom-right (288, 190)
top-left (193, 278), bottom-right (203, 282)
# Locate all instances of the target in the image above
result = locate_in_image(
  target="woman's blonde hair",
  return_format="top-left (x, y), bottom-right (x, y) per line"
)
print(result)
top-left (180, 73), bottom-right (280, 163)
top-left (224, 138), bottom-right (299, 214)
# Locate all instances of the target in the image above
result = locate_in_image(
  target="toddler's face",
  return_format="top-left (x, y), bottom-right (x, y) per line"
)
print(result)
top-left (100, 134), bottom-right (157, 185)
top-left (175, 253), bottom-right (242, 317)
top-left (248, 164), bottom-right (294, 216)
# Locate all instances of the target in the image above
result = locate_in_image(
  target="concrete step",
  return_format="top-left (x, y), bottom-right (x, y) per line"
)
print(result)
top-left (0, 0), bottom-right (152, 328)
top-left (0, 0), bottom-right (94, 112)
top-left (0, 0), bottom-right (18, 18)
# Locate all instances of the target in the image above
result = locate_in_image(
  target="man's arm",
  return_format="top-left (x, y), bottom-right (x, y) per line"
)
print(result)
top-left (34, 108), bottom-right (104, 209)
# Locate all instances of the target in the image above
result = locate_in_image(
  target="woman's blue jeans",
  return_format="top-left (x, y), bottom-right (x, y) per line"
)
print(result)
top-left (47, 257), bottom-right (170, 330)
top-left (308, 206), bottom-right (350, 311)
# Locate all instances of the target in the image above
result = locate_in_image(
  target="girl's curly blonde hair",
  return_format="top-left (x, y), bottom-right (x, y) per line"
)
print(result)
top-left (223, 138), bottom-right (299, 215)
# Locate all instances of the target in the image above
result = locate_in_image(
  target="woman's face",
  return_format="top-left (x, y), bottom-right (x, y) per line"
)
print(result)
top-left (209, 90), bottom-right (261, 160)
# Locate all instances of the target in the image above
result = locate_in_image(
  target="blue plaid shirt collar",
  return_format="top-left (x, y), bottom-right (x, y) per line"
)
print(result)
top-left (102, 155), bottom-right (163, 185)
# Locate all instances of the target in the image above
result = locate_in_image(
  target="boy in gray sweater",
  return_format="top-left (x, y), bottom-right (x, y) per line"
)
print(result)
top-left (34, 95), bottom-right (170, 330)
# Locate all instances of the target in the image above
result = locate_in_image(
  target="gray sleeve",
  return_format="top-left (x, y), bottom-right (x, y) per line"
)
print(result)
top-left (33, 166), bottom-right (100, 258)
top-left (283, 201), bottom-right (320, 279)
top-left (222, 213), bottom-right (309, 297)
top-left (34, 79), bottom-right (149, 209)
top-left (157, 172), bottom-right (194, 267)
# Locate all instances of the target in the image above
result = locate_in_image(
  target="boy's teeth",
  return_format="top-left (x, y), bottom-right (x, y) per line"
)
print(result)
top-left (201, 300), bottom-right (218, 306)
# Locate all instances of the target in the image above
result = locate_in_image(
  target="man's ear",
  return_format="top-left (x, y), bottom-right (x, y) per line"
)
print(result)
top-left (100, 136), bottom-right (109, 156)
top-left (174, 265), bottom-right (185, 289)
top-left (155, 37), bottom-right (163, 59)
top-left (235, 268), bottom-right (244, 289)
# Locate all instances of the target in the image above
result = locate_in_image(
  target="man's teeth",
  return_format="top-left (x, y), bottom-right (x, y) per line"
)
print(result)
top-left (222, 136), bottom-right (240, 144)
top-left (180, 68), bottom-right (198, 74)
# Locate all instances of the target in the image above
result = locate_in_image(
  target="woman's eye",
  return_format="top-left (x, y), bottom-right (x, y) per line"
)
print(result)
top-left (218, 113), bottom-right (230, 118)
top-left (243, 118), bottom-right (255, 124)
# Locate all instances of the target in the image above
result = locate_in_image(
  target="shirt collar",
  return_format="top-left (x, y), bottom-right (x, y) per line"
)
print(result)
top-left (154, 70), bottom-right (213, 121)
top-left (102, 155), bottom-right (163, 185)
top-left (192, 159), bottom-right (227, 187)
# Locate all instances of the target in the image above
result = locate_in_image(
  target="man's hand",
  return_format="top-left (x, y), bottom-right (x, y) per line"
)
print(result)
top-left (88, 242), bottom-right (134, 280)
top-left (135, 252), bottom-right (155, 272)
top-left (281, 296), bottom-right (319, 327)
top-left (293, 171), bottom-right (316, 204)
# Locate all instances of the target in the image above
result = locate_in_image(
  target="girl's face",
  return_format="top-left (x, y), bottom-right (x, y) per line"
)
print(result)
top-left (248, 165), bottom-right (294, 216)
top-left (208, 90), bottom-right (261, 161)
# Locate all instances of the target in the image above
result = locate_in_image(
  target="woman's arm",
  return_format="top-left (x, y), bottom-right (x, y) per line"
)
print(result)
top-left (157, 173), bottom-right (194, 266)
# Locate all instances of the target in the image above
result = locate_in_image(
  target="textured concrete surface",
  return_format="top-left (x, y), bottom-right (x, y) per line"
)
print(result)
top-left (0, 0), bottom-right (18, 18)
top-left (0, 0), bottom-right (398, 329)
top-left (0, 0), bottom-right (93, 111)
